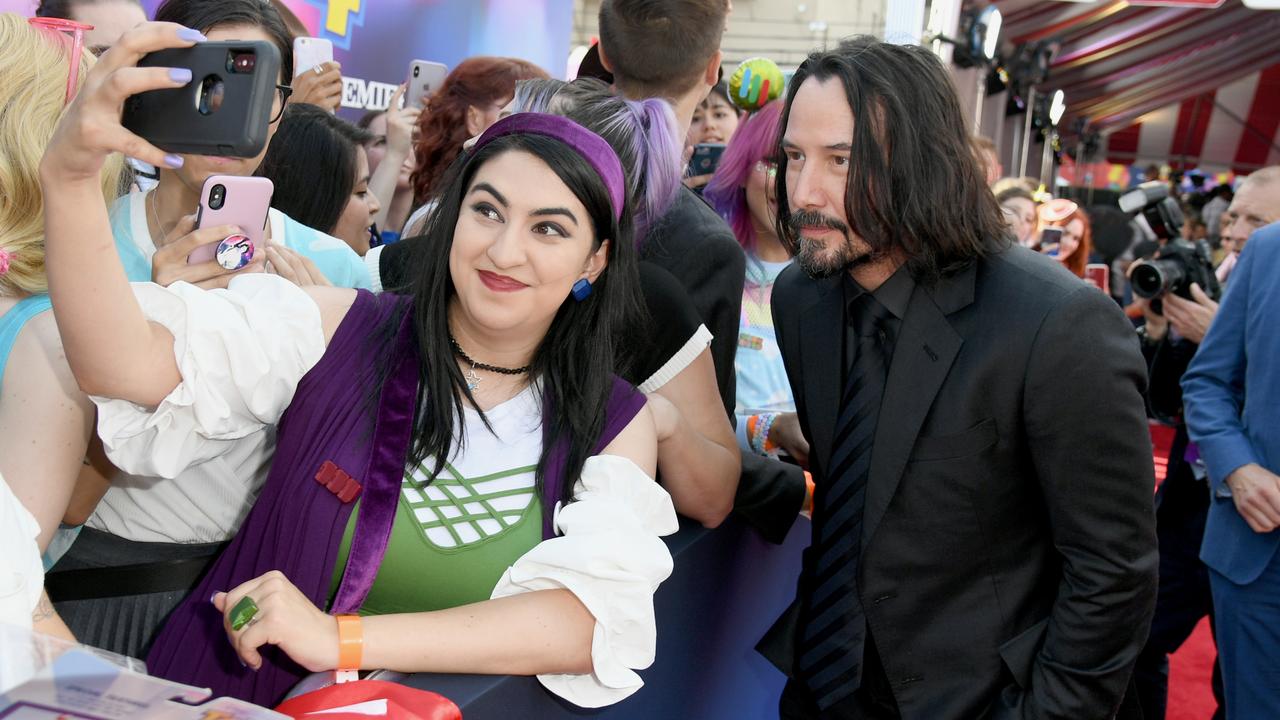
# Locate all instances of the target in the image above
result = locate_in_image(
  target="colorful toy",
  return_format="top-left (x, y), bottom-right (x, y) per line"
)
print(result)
top-left (729, 57), bottom-right (784, 112)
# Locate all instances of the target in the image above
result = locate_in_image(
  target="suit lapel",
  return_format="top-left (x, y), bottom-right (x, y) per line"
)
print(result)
top-left (862, 268), bottom-right (972, 547)
top-left (797, 276), bottom-right (844, 474)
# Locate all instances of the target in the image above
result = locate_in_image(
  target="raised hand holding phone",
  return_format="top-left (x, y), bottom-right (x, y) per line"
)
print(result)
top-left (41, 22), bottom-right (214, 405)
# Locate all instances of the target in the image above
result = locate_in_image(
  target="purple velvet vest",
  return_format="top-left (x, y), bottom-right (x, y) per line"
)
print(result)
top-left (145, 290), bottom-right (646, 706)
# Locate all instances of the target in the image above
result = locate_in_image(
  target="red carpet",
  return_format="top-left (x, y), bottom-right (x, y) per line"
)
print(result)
top-left (1151, 422), bottom-right (1220, 720)
top-left (1167, 617), bottom-right (1218, 720)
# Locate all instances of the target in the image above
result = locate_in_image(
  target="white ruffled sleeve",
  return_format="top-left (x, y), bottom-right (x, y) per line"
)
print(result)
top-left (91, 274), bottom-right (326, 479)
top-left (490, 453), bottom-right (679, 708)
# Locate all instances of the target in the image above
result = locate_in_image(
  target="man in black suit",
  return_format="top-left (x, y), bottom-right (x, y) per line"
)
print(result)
top-left (761, 38), bottom-right (1158, 718)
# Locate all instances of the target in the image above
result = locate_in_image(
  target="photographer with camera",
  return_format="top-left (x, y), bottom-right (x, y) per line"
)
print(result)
top-left (1130, 168), bottom-right (1280, 719)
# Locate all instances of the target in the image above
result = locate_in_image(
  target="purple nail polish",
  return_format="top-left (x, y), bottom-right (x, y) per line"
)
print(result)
top-left (169, 68), bottom-right (192, 84)
top-left (164, 154), bottom-right (184, 169)
top-left (209, 593), bottom-right (218, 604)
top-left (177, 28), bottom-right (206, 42)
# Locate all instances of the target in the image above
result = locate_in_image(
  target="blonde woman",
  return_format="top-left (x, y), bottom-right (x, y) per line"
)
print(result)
top-left (0, 14), bottom-right (124, 555)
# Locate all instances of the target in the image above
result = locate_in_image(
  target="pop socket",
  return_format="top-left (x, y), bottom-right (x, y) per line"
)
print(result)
top-left (215, 234), bottom-right (255, 271)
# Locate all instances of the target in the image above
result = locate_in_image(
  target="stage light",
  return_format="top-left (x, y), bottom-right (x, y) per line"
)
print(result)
top-left (979, 6), bottom-right (1002, 62)
top-left (941, 4), bottom-right (1003, 68)
top-left (1049, 90), bottom-right (1066, 126)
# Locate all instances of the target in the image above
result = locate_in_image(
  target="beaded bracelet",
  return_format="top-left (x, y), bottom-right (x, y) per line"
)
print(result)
top-left (753, 412), bottom-right (778, 456)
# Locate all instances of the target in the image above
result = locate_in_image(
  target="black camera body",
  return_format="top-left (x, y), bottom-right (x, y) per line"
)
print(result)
top-left (1131, 239), bottom-right (1220, 308)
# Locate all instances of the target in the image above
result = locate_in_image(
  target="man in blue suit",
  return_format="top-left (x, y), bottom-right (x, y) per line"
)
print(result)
top-left (1182, 204), bottom-right (1280, 719)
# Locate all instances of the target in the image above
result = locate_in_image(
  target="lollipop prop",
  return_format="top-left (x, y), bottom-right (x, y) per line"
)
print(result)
top-left (729, 57), bottom-right (785, 112)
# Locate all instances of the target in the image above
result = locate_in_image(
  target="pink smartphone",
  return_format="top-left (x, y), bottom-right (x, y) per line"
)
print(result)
top-left (189, 175), bottom-right (273, 266)
top-left (1084, 263), bottom-right (1111, 294)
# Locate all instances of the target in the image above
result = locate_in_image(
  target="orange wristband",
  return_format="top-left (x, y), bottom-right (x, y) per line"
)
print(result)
top-left (803, 472), bottom-right (815, 517)
top-left (335, 614), bottom-right (363, 671)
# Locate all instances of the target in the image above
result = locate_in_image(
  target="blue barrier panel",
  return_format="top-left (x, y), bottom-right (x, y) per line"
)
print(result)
top-left (396, 515), bottom-right (809, 718)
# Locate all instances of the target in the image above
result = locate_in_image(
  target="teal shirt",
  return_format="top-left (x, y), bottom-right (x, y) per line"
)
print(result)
top-left (109, 193), bottom-right (371, 289)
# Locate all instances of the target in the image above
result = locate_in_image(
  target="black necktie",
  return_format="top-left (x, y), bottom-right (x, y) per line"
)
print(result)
top-left (797, 292), bottom-right (893, 709)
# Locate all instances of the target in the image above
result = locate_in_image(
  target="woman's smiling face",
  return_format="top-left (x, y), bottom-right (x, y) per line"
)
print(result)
top-left (448, 149), bottom-right (608, 336)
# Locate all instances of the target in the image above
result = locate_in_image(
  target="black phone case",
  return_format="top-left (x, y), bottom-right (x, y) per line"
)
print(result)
top-left (123, 41), bottom-right (280, 158)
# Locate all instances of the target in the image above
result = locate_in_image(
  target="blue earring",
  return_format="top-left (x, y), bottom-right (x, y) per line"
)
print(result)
top-left (571, 278), bottom-right (593, 302)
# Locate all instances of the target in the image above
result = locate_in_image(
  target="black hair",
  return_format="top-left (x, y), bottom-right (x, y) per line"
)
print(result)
top-left (356, 109), bottom-right (385, 131)
top-left (153, 0), bottom-right (294, 79)
top-left (705, 81), bottom-right (732, 107)
top-left (255, 103), bottom-right (372, 235)
top-left (775, 36), bottom-right (1009, 284)
top-left (401, 134), bottom-right (640, 506)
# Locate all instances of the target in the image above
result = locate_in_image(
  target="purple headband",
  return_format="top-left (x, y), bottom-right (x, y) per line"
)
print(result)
top-left (472, 113), bottom-right (626, 223)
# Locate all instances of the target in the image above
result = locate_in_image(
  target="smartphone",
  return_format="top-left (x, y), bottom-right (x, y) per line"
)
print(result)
top-left (1039, 226), bottom-right (1063, 255)
top-left (405, 60), bottom-right (448, 109)
top-left (123, 41), bottom-right (281, 158)
top-left (689, 143), bottom-right (726, 176)
top-left (1084, 263), bottom-right (1111, 294)
top-left (188, 175), bottom-right (274, 266)
top-left (292, 37), bottom-right (333, 77)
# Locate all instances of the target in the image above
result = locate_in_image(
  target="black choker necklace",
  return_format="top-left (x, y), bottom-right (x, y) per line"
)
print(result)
top-left (448, 334), bottom-right (531, 391)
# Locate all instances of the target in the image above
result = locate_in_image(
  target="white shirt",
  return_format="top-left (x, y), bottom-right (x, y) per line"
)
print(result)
top-left (91, 275), bottom-right (677, 707)
top-left (0, 472), bottom-right (43, 632)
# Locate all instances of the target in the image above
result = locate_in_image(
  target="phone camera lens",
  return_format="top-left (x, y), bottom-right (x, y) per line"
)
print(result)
top-left (210, 184), bottom-right (226, 210)
top-left (413, 66), bottom-right (420, 78)
top-left (228, 52), bottom-right (256, 74)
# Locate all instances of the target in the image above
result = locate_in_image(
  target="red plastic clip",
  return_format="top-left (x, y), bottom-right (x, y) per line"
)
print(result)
top-left (315, 461), bottom-right (363, 503)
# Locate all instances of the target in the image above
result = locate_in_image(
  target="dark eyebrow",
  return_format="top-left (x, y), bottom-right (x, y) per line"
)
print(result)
top-left (780, 139), bottom-right (852, 152)
top-left (531, 208), bottom-right (579, 227)
top-left (470, 182), bottom-right (509, 206)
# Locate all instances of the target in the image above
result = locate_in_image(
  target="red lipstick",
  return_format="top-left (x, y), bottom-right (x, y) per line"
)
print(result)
top-left (478, 270), bottom-right (528, 292)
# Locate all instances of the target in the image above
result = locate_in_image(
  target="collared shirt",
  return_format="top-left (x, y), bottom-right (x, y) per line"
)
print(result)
top-left (842, 264), bottom-right (914, 377)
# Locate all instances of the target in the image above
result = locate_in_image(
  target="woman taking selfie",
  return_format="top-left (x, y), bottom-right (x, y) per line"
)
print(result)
top-left (42, 21), bottom-right (675, 710)
top-left (108, 0), bottom-right (369, 290)
top-left (0, 13), bottom-right (120, 559)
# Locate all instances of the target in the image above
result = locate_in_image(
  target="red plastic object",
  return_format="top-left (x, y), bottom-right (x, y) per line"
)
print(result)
top-left (276, 679), bottom-right (461, 720)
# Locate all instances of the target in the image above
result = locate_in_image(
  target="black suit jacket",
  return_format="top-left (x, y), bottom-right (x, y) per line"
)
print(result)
top-left (765, 246), bottom-right (1159, 719)
top-left (642, 188), bottom-right (805, 542)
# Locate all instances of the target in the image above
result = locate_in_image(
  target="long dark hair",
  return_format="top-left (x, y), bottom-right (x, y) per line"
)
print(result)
top-left (403, 134), bottom-right (640, 506)
top-left (256, 103), bottom-right (371, 234)
top-left (775, 36), bottom-right (1009, 284)
top-left (154, 0), bottom-right (294, 79)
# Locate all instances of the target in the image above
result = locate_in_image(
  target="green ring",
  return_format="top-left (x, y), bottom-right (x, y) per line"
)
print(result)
top-left (229, 595), bottom-right (259, 631)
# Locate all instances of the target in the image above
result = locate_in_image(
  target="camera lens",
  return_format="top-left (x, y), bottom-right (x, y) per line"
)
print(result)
top-left (197, 76), bottom-right (225, 115)
top-left (413, 66), bottom-right (420, 78)
top-left (227, 51), bottom-right (256, 74)
top-left (209, 184), bottom-right (226, 210)
top-left (1131, 257), bottom-right (1185, 299)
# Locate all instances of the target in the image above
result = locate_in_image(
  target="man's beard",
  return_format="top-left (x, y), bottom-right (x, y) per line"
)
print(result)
top-left (790, 209), bottom-right (865, 279)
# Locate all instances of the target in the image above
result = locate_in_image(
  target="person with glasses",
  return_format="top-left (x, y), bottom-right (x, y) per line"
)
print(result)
top-left (42, 0), bottom-right (363, 661)
top-left (705, 101), bottom-right (810, 478)
top-left (106, 0), bottom-right (368, 293)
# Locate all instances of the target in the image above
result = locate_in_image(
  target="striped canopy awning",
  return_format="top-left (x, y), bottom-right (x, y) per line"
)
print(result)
top-left (994, 0), bottom-right (1280, 172)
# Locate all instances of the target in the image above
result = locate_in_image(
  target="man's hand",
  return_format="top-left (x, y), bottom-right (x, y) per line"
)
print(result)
top-left (290, 61), bottom-right (343, 113)
top-left (769, 412), bottom-right (810, 467)
top-left (1162, 283), bottom-right (1218, 344)
top-left (1226, 463), bottom-right (1280, 533)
